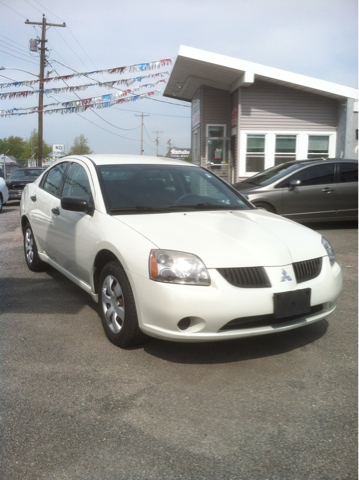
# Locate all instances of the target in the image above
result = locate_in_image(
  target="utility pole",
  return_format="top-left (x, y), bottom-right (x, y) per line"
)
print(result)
top-left (25, 15), bottom-right (66, 167)
top-left (135, 113), bottom-right (149, 155)
top-left (153, 131), bottom-right (163, 156)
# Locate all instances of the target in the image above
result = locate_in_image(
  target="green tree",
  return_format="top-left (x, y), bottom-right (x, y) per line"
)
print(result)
top-left (22, 129), bottom-right (52, 162)
top-left (68, 134), bottom-right (92, 155)
top-left (0, 136), bottom-right (25, 160)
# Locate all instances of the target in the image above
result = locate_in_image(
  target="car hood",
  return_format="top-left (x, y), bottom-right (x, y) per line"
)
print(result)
top-left (8, 176), bottom-right (38, 183)
top-left (233, 182), bottom-right (259, 192)
top-left (113, 209), bottom-right (325, 268)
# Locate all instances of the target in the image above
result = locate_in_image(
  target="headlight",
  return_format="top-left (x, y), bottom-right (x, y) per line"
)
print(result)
top-left (149, 249), bottom-right (210, 286)
top-left (321, 237), bottom-right (336, 266)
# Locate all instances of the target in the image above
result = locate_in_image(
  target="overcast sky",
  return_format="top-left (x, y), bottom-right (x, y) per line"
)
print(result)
top-left (0, 0), bottom-right (357, 157)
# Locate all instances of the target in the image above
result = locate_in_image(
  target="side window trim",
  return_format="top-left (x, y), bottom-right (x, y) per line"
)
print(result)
top-left (60, 161), bottom-right (94, 207)
top-left (40, 162), bottom-right (70, 198)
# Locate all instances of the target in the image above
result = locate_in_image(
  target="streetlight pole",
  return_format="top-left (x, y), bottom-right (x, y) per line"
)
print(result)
top-left (0, 67), bottom-right (39, 77)
top-left (1, 149), bottom-right (10, 179)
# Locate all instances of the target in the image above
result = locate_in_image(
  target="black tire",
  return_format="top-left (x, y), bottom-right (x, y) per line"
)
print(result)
top-left (253, 202), bottom-right (276, 214)
top-left (98, 261), bottom-right (145, 348)
top-left (23, 222), bottom-right (47, 272)
top-left (0, 194), bottom-right (3, 213)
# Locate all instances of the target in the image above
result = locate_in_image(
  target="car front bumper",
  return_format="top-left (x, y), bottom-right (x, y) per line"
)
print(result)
top-left (8, 190), bottom-right (23, 199)
top-left (130, 258), bottom-right (342, 342)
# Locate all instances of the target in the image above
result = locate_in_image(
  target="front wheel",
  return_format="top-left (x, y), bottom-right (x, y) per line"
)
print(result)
top-left (0, 194), bottom-right (3, 213)
top-left (23, 222), bottom-right (47, 271)
top-left (98, 261), bottom-right (145, 348)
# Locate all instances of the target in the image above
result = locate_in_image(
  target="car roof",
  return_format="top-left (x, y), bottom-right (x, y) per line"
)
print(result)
top-left (13, 167), bottom-right (45, 170)
top-left (64, 154), bottom-right (198, 168)
top-left (284, 158), bottom-right (358, 167)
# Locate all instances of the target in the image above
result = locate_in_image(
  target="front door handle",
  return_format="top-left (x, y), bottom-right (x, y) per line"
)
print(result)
top-left (322, 187), bottom-right (335, 193)
top-left (30, 195), bottom-right (37, 202)
top-left (51, 207), bottom-right (60, 215)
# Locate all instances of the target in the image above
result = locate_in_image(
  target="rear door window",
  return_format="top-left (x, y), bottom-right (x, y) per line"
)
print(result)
top-left (280, 164), bottom-right (335, 187)
top-left (337, 162), bottom-right (358, 183)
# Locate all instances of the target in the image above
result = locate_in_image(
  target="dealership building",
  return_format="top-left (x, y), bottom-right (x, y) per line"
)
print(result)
top-left (164, 46), bottom-right (358, 182)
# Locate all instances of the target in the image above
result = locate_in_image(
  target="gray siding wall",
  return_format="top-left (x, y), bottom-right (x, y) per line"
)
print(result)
top-left (240, 80), bottom-right (339, 130)
top-left (201, 86), bottom-right (231, 162)
top-left (200, 86), bottom-right (232, 180)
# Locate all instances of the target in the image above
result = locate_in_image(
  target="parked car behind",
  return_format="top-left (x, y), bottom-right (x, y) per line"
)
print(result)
top-left (233, 158), bottom-right (358, 222)
top-left (0, 175), bottom-right (9, 212)
top-left (20, 154), bottom-right (342, 349)
top-left (6, 167), bottom-right (46, 201)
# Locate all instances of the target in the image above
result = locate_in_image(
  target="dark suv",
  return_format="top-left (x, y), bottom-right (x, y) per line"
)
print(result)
top-left (233, 158), bottom-right (358, 222)
top-left (6, 167), bottom-right (46, 200)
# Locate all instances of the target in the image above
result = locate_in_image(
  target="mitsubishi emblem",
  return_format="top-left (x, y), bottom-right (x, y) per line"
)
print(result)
top-left (281, 269), bottom-right (292, 282)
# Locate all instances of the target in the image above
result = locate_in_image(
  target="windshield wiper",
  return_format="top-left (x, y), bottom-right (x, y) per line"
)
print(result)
top-left (110, 206), bottom-right (170, 214)
top-left (169, 203), bottom-right (233, 210)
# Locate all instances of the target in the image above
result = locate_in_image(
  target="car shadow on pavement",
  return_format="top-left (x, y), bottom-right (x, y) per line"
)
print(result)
top-left (0, 267), bottom-right (98, 315)
top-left (1, 205), bottom-right (20, 214)
top-left (142, 319), bottom-right (329, 364)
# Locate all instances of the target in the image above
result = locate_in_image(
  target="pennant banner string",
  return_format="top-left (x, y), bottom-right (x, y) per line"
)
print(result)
top-left (0, 77), bottom-right (167, 100)
top-left (0, 83), bottom-right (164, 114)
top-left (0, 58), bottom-right (172, 89)
top-left (0, 90), bottom-right (161, 117)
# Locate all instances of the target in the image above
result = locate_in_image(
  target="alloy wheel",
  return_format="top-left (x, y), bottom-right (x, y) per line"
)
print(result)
top-left (101, 275), bottom-right (125, 334)
top-left (25, 228), bottom-right (34, 264)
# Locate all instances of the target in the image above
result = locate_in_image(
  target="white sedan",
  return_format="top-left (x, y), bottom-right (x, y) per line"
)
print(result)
top-left (20, 155), bottom-right (342, 348)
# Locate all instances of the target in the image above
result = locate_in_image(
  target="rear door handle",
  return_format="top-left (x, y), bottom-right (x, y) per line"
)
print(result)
top-left (30, 195), bottom-right (37, 202)
top-left (322, 187), bottom-right (335, 193)
top-left (51, 207), bottom-right (60, 215)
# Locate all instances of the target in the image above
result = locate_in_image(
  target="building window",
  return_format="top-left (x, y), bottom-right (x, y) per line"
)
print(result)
top-left (246, 135), bottom-right (265, 172)
top-left (275, 135), bottom-right (296, 165)
top-left (207, 125), bottom-right (227, 165)
top-left (308, 136), bottom-right (329, 159)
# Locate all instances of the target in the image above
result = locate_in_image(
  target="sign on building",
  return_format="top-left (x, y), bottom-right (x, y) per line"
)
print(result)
top-left (168, 148), bottom-right (191, 159)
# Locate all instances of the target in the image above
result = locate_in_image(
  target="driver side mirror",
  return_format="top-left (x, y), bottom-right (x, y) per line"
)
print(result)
top-left (289, 179), bottom-right (301, 190)
top-left (61, 196), bottom-right (94, 216)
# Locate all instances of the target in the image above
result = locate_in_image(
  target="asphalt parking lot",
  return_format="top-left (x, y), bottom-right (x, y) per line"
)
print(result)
top-left (0, 202), bottom-right (357, 480)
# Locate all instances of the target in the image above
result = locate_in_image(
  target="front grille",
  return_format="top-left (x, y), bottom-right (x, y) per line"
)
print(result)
top-left (10, 184), bottom-right (26, 191)
top-left (219, 304), bottom-right (323, 330)
top-left (217, 267), bottom-right (271, 288)
top-left (293, 258), bottom-right (322, 283)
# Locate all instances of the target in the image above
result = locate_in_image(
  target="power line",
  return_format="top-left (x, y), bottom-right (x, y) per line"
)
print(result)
top-left (0, 0), bottom-right (27, 19)
top-left (0, 39), bottom-right (29, 54)
top-left (0, 49), bottom-right (39, 65)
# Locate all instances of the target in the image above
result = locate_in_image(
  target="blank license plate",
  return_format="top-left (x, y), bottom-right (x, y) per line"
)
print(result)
top-left (273, 289), bottom-right (311, 319)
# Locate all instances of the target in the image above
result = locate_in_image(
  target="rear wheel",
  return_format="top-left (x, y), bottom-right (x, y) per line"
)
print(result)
top-left (23, 222), bottom-right (47, 271)
top-left (98, 261), bottom-right (145, 348)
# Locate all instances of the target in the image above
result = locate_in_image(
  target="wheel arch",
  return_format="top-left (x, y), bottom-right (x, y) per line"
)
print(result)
top-left (93, 249), bottom-right (124, 295)
top-left (21, 215), bottom-right (31, 234)
top-left (252, 200), bottom-right (277, 214)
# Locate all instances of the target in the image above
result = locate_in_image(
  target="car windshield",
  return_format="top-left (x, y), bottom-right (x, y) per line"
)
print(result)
top-left (10, 168), bottom-right (45, 179)
top-left (98, 164), bottom-right (250, 213)
top-left (244, 162), bottom-right (309, 186)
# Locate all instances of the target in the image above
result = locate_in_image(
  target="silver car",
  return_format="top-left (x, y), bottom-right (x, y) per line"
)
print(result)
top-left (233, 158), bottom-right (358, 222)
top-left (0, 175), bottom-right (9, 213)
